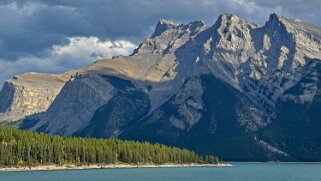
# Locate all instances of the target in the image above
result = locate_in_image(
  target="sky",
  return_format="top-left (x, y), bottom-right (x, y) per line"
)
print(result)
top-left (0, 0), bottom-right (320, 86)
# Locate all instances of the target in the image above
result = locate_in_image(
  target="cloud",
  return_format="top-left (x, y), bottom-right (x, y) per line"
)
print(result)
top-left (0, 1), bottom-right (96, 59)
top-left (52, 37), bottom-right (136, 64)
top-left (0, 36), bottom-right (136, 86)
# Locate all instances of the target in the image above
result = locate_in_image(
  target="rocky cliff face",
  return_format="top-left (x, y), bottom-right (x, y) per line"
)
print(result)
top-left (0, 72), bottom-right (71, 124)
top-left (2, 13), bottom-right (321, 161)
top-left (31, 73), bottom-right (115, 135)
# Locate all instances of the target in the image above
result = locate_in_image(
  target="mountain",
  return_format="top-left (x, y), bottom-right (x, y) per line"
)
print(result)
top-left (1, 13), bottom-right (321, 161)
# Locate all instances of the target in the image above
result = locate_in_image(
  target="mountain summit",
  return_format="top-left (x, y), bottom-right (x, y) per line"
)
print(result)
top-left (1, 13), bottom-right (321, 161)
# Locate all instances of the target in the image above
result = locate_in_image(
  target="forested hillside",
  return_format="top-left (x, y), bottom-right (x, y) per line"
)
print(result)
top-left (0, 127), bottom-right (219, 167)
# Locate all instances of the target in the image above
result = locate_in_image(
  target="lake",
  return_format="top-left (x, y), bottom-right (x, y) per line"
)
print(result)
top-left (1, 162), bottom-right (321, 181)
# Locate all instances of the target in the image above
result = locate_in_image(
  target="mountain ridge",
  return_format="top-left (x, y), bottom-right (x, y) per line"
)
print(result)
top-left (1, 13), bottom-right (321, 161)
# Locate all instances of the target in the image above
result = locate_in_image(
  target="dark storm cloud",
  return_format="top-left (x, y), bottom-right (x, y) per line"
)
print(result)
top-left (0, 1), bottom-right (97, 59)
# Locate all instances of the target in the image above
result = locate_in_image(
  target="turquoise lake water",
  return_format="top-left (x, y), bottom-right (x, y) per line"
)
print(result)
top-left (1, 163), bottom-right (321, 181)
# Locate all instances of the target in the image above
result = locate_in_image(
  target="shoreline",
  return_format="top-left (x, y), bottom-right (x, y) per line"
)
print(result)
top-left (0, 163), bottom-right (232, 172)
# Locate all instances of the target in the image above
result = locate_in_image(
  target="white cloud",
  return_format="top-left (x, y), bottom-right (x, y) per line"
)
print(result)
top-left (52, 37), bottom-right (136, 59)
top-left (0, 36), bottom-right (136, 86)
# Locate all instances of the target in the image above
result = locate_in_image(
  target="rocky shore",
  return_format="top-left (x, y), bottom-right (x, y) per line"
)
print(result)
top-left (0, 163), bottom-right (232, 172)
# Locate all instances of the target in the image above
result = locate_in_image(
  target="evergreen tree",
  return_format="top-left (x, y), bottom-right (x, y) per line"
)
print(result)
top-left (0, 126), bottom-right (220, 167)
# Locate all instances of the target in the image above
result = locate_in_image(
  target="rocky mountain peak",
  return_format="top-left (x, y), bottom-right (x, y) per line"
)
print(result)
top-left (213, 13), bottom-right (257, 29)
top-left (216, 13), bottom-right (240, 23)
top-left (151, 19), bottom-right (177, 38)
top-left (267, 13), bottom-right (283, 25)
top-left (263, 13), bottom-right (291, 35)
top-left (200, 13), bottom-right (257, 67)
top-left (133, 18), bottom-right (206, 56)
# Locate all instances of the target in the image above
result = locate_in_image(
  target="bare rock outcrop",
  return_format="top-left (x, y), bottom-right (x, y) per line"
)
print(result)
top-left (0, 72), bottom-right (71, 124)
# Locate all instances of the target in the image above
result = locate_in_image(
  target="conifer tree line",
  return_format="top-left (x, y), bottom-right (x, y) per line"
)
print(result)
top-left (0, 127), bottom-right (220, 166)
